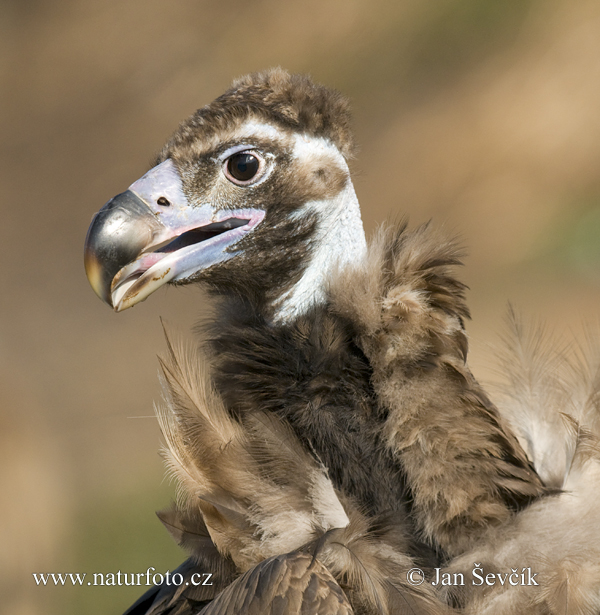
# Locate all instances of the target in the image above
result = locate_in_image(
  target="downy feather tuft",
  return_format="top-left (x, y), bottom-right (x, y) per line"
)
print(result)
top-left (442, 311), bottom-right (600, 614)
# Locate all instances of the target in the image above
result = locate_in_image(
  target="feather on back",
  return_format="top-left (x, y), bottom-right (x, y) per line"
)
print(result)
top-left (444, 313), bottom-right (600, 614)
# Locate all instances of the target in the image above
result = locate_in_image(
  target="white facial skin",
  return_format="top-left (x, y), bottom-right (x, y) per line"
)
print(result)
top-left (273, 133), bottom-right (367, 322)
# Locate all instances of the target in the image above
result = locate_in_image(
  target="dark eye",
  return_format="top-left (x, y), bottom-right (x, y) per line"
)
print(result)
top-left (225, 152), bottom-right (262, 184)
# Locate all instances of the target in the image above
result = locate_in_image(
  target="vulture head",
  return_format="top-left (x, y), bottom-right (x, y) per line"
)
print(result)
top-left (84, 69), bottom-right (367, 320)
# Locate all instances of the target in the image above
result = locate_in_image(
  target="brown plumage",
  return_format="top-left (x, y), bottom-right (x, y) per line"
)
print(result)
top-left (84, 69), bottom-right (600, 615)
top-left (328, 225), bottom-right (546, 556)
top-left (154, 325), bottom-right (449, 615)
top-left (200, 222), bottom-right (546, 561)
top-left (200, 552), bottom-right (354, 615)
top-left (158, 68), bottom-right (355, 166)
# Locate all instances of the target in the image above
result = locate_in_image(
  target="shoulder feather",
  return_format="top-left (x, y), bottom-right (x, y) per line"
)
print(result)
top-left (329, 224), bottom-right (545, 556)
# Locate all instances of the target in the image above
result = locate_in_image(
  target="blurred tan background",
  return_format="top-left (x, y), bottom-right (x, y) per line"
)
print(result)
top-left (2, 0), bottom-right (600, 613)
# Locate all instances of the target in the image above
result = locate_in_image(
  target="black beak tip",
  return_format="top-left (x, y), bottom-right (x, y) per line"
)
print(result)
top-left (84, 219), bottom-right (115, 307)
top-left (84, 190), bottom-right (158, 308)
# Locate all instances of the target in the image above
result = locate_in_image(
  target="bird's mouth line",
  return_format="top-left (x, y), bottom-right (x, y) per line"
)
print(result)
top-left (111, 211), bottom-right (265, 311)
top-left (152, 217), bottom-right (251, 254)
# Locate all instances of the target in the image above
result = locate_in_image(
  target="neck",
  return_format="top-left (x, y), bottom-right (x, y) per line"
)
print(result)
top-left (272, 178), bottom-right (367, 324)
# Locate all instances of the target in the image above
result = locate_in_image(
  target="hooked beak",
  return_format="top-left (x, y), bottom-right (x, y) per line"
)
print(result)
top-left (84, 159), bottom-right (265, 311)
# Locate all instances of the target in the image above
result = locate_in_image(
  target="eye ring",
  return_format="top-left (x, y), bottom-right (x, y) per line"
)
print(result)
top-left (223, 151), bottom-right (265, 186)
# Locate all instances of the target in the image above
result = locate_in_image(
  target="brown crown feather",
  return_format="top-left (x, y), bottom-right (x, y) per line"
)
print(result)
top-left (158, 68), bottom-right (355, 163)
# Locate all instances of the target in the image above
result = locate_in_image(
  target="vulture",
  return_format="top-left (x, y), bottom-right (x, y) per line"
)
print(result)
top-left (84, 69), bottom-right (600, 615)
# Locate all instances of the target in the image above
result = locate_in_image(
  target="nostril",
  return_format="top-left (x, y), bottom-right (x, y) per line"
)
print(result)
top-left (157, 196), bottom-right (171, 206)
